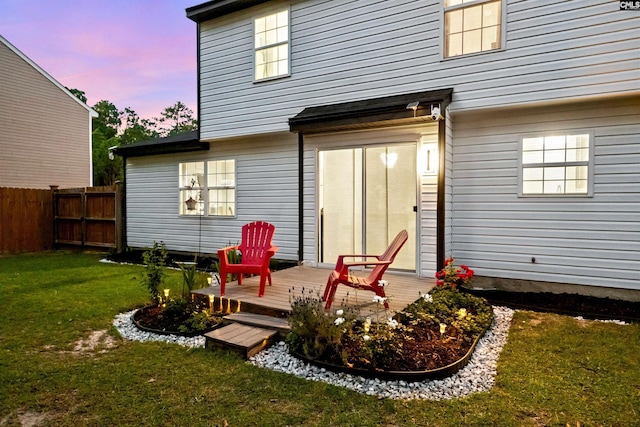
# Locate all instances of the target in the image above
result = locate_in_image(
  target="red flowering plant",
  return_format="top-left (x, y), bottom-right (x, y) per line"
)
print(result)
top-left (435, 257), bottom-right (474, 288)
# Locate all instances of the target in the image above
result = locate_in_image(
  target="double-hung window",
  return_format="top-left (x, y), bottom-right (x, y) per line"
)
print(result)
top-left (179, 161), bottom-right (205, 215)
top-left (207, 160), bottom-right (236, 216)
top-left (444, 0), bottom-right (502, 58)
top-left (254, 9), bottom-right (289, 81)
top-left (520, 133), bottom-right (592, 196)
top-left (179, 160), bottom-right (236, 216)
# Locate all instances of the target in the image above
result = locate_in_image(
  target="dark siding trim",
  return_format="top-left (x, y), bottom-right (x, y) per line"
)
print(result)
top-left (186, 0), bottom-right (271, 23)
top-left (298, 133), bottom-right (304, 263)
top-left (196, 22), bottom-right (202, 142)
top-left (437, 119), bottom-right (446, 270)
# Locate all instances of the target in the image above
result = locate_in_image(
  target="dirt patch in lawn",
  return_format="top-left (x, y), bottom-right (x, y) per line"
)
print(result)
top-left (0, 410), bottom-right (53, 427)
top-left (73, 330), bottom-right (117, 354)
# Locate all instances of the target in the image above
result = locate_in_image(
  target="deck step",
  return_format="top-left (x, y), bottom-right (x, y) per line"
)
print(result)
top-left (223, 312), bottom-right (290, 335)
top-left (204, 323), bottom-right (278, 360)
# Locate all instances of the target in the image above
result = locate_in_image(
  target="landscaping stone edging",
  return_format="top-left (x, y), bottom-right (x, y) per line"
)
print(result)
top-left (113, 306), bottom-right (515, 400)
top-left (249, 306), bottom-right (516, 400)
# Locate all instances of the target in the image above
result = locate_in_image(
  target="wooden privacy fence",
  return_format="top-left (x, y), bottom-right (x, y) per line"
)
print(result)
top-left (0, 187), bottom-right (54, 253)
top-left (54, 184), bottom-right (124, 251)
top-left (0, 184), bottom-right (124, 254)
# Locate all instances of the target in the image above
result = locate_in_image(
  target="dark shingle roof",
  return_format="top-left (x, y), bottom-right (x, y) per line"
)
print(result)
top-left (113, 130), bottom-right (209, 158)
top-left (289, 89), bottom-right (453, 133)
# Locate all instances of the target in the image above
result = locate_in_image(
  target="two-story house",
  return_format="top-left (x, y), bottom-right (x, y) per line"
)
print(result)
top-left (0, 35), bottom-right (98, 189)
top-left (116, 0), bottom-right (639, 299)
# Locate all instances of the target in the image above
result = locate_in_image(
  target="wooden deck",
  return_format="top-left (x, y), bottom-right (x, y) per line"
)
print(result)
top-left (193, 266), bottom-right (436, 320)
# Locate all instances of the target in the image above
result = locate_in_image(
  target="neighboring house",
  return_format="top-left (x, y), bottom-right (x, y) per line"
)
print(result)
top-left (0, 35), bottom-right (97, 189)
top-left (117, 0), bottom-right (640, 298)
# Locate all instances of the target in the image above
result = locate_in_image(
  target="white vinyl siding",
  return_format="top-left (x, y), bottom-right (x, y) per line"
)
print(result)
top-left (125, 133), bottom-right (299, 260)
top-left (450, 96), bottom-right (640, 290)
top-left (443, 109), bottom-right (454, 264)
top-left (198, 0), bottom-right (639, 139)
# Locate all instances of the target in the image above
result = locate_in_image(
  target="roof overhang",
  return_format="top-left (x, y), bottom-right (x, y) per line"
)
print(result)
top-left (113, 131), bottom-right (209, 158)
top-left (289, 88), bottom-right (453, 133)
top-left (186, 0), bottom-right (271, 22)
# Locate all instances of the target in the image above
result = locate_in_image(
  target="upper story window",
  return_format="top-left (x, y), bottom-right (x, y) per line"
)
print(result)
top-left (179, 160), bottom-right (236, 216)
top-left (444, 0), bottom-right (502, 58)
top-left (254, 9), bottom-right (289, 81)
top-left (520, 133), bottom-right (592, 196)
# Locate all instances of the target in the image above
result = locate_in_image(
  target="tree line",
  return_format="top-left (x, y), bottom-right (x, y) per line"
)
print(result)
top-left (68, 88), bottom-right (198, 186)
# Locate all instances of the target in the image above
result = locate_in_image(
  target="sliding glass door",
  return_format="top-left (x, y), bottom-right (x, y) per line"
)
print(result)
top-left (319, 144), bottom-right (416, 270)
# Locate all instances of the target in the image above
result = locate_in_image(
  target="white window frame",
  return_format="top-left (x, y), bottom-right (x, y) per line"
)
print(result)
top-left (253, 8), bottom-right (290, 82)
top-left (518, 132), bottom-right (594, 198)
top-left (179, 161), bottom-right (205, 216)
top-left (179, 160), bottom-right (236, 217)
top-left (442, 0), bottom-right (504, 59)
top-left (207, 159), bottom-right (236, 217)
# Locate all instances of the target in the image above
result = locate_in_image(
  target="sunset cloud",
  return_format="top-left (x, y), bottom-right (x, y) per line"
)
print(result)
top-left (0, 0), bottom-right (197, 120)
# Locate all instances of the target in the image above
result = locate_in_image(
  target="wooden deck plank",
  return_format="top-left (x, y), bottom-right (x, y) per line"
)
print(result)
top-left (193, 266), bottom-right (436, 319)
top-left (205, 323), bottom-right (279, 359)
top-left (224, 313), bottom-right (290, 333)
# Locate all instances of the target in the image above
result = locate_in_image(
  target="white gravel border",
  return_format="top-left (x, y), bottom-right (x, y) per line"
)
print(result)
top-left (249, 306), bottom-right (514, 400)
top-left (114, 306), bottom-right (515, 400)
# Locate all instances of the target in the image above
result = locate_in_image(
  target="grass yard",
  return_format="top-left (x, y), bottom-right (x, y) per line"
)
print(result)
top-left (0, 252), bottom-right (638, 426)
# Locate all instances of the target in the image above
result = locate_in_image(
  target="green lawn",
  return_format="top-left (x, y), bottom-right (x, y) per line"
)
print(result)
top-left (0, 252), bottom-right (638, 426)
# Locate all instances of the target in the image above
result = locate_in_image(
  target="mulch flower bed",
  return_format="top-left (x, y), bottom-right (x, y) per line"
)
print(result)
top-left (133, 298), bottom-right (225, 335)
top-left (286, 283), bottom-right (494, 378)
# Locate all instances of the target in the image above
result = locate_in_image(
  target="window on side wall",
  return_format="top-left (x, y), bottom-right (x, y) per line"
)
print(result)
top-left (254, 9), bottom-right (289, 81)
top-left (519, 133), bottom-right (593, 197)
top-left (179, 160), bottom-right (236, 216)
top-left (444, 0), bottom-right (502, 58)
top-left (207, 159), bottom-right (235, 217)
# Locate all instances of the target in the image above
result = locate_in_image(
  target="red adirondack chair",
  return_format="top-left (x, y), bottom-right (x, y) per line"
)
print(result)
top-left (322, 229), bottom-right (408, 311)
top-left (217, 221), bottom-right (279, 297)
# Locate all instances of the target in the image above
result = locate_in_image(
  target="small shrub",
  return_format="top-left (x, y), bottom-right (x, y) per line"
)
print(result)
top-left (141, 241), bottom-right (168, 305)
top-left (285, 287), bottom-right (357, 361)
top-left (178, 258), bottom-right (208, 299)
top-left (435, 257), bottom-right (474, 288)
top-left (178, 310), bottom-right (217, 333)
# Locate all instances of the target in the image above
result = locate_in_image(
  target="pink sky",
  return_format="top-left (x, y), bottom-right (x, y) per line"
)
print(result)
top-left (0, 0), bottom-right (199, 121)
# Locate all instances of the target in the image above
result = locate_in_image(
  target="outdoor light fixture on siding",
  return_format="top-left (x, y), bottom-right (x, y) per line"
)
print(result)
top-left (430, 105), bottom-right (443, 121)
top-left (108, 145), bottom-right (118, 161)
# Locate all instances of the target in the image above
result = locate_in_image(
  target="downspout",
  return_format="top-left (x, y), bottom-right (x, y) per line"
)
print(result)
top-left (298, 132), bottom-right (304, 264)
top-left (196, 22), bottom-right (201, 142)
top-left (436, 119), bottom-right (446, 270)
top-left (121, 155), bottom-right (127, 251)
